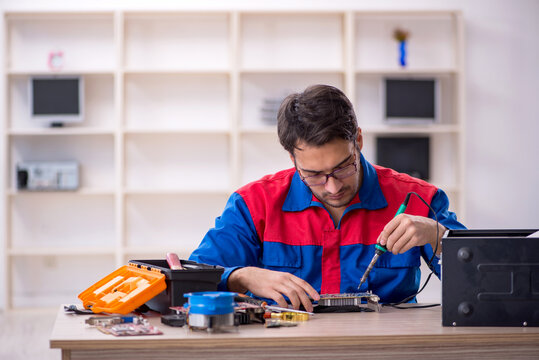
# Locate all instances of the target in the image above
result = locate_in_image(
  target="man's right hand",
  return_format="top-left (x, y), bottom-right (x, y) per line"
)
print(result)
top-left (227, 267), bottom-right (320, 312)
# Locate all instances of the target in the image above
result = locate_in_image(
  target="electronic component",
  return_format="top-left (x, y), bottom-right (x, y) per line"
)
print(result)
top-left (63, 304), bottom-right (94, 315)
top-left (185, 292), bottom-right (237, 333)
top-left (234, 302), bottom-right (266, 324)
top-left (264, 305), bottom-right (314, 316)
top-left (264, 319), bottom-right (298, 328)
top-left (85, 315), bottom-right (141, 326)
top-left (270, 312), bottom-right (309, 322)
top-left (85, 315), bottom-right (161, 336)
top-left (16, 161), bottom-right (79, 191)
top-left (97, 324), bottom-right (162, 336)
top-left (316, 292), bottom-right (381, 312)
top-left (161, 313), bottom-right (187, 327)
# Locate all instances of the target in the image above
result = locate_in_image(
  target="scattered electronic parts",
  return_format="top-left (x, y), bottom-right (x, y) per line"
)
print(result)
top-left (64, 304), bottom-right (94, 315)
top-left (270, 312), bottom-right (310, 322)
top-left (265, 319), bottom-right (298, 328)
top-left (161, 313), bottom-right (187, 327)
top-left (97, 323), bottom-right (162, 336)
top-left (16, 161), bottom-right (79, 191)
top-left (234, 302), bottom-right (266, 324)
top-left (265, 305), bottom-right (314, 316)
top-left (85, 315), bottom-right (141, 326)
top-left (316, 292), bottom-right (382, 312)
top-left (85, 315), bottom-right (162, 337)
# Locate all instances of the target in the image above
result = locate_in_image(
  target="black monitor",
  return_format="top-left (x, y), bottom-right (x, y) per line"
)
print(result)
top-left (30, 76), bottom-right (84, 126)
top-left (376, 136), bottom-right (430, 180)
top-left (384, 78), bottom-right (437, 123)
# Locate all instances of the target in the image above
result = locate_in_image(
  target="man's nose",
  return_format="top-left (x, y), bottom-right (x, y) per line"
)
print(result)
top-left (324, 175), bottom-right (343, 194)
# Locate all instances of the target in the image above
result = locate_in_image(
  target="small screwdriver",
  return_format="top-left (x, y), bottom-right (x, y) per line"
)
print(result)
top-left (357, 193), bottom-right (411, 290)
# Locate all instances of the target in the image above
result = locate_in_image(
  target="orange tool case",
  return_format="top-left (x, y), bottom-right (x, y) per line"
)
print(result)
top-left (78, 262), bottom-right (166, 315)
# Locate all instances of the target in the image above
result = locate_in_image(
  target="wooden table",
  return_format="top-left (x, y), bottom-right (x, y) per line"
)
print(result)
top-left (50, 305), bottom-right (539, 360)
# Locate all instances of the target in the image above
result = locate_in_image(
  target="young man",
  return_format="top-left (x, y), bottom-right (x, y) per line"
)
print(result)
top-left (190, 84), bottom-right (465, 312)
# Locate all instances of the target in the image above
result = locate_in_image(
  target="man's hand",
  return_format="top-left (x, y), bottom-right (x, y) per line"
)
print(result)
top-left (378, 214), bottom-right (446, 255)
top-left (227, 267), bottom-right (320, 312)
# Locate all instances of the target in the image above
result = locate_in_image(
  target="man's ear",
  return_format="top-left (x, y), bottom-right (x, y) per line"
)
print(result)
top-left (356, 128), bottom-right (363, 152)
top-left (289, 153), bottom-right (295, 166)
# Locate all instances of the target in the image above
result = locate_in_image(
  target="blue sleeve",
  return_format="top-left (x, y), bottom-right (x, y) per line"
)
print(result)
top-left (189, 192), bottom-right (261, 291)
top-left (420, 189), bottom-right (467, 277)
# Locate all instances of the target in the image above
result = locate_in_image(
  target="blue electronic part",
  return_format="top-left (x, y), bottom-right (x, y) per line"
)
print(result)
top-left (184, 291), bottom-right (237, 315)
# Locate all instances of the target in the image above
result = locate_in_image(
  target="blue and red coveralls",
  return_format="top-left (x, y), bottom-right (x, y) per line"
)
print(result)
top-left (190, 154), bottom-right (466, 303)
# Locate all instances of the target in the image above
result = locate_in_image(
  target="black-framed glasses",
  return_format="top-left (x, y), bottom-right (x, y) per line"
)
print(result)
top-left (299, 153), bottom-right (358, 186)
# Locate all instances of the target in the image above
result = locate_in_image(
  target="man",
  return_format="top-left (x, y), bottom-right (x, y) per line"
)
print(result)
top-left (190, 84), bottom-right (465, 312)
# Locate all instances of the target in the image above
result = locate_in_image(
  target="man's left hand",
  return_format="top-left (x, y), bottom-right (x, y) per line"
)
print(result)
top-left (377, 214), bottom-right (445, 255)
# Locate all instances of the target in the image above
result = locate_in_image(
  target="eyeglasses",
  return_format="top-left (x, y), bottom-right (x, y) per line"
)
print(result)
top-left (299, 154), bottom-right (358, 186)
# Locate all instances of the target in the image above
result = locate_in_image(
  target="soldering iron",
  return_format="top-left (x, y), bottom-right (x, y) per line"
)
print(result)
top-left (357, 193), bottom-right (412, 290)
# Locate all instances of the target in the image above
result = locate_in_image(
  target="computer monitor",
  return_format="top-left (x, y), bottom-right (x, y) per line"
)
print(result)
top-left (376, 136), bottom-right (430, 180)
top-left (383, 78), bottom-right (439, 124)
top-left (30, 76), bottom-right (84, 126)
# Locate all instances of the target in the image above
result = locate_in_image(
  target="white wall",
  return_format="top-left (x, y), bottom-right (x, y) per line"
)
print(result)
top-left (1, 0), bottom-right (538, 306)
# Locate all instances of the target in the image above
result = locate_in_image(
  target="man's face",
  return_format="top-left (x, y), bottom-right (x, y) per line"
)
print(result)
top-left (292, 138), bottom-right (362, 209)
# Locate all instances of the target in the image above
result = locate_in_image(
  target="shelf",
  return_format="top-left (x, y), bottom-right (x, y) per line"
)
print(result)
top-left (9, 194), bottom-right (115, 249)
top-left (240, 13), bottom-right (343, 70)
top-left (124, 128), bottom-right (230, 135)
top-left (8, 73), bottom-right (115, 130)
top-left (6, 13), bottom-right (115, 73)
top-left (8, 128), bottom-right (115, 136)
top-left (8, 188), bottom-right (115, 196)
top-left (7, 69), bottom-right (115, 75)
top-left (10, 135), bottom-right (115, 190)
top-left (124, 69), bottom-right (230, 75)
top-left (124, 73), bottom-right (230, 131)
top-left (354, 12), bottom-right (457, 71)
top-left (11, 254), bottom-right (116, 308)
top-left (240, 68), bottom-right (345, 74)
top-left (362, 124), bottom-right (461, 134)
top-left (356, 68), bottom-right (457, 75)
top-left (240, 72), bottom-right (344, 129)
top-left (125, 192), bottom-right (229, 249)
top-left (2, 9), bottom-right (464, 310)
top-left (124, 133), bottom-right (230, 191)
top-left (8, 247), bottom-right (116, 256)
top-left (239, 127), bottom-right (276, 135)
top-left (125, 189), bottom-right (231, 196)
top-left (124, 12), bottom-right (230, 70)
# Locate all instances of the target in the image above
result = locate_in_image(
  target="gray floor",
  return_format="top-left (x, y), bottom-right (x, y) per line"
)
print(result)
top-left (0, 309), bottom-right (60, 360)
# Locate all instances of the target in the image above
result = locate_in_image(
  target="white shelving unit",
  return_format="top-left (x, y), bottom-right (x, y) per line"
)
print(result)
top-left (1, 10), bottom-right (465, 309)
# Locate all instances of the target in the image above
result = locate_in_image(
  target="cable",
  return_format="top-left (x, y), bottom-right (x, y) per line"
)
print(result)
top-left (384, 191), bottom-right (441, 309)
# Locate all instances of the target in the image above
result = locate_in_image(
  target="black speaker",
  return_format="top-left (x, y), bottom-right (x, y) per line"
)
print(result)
top-left (384, 78), bottom-right (437, 122)
top-left (376, 136), bottom-right (430, 180)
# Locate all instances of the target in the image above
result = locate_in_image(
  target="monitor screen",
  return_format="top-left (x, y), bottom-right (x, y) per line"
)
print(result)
top-left (384, 78), bottom-right (437, 123)
top-left (30, 77), bottom-right (83, 125)
top-left (376, 136), bottom-right (430, 180)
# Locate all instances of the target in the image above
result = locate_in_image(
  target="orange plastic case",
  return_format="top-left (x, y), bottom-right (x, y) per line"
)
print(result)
top-left (78, 263), bottom-right (166, 315)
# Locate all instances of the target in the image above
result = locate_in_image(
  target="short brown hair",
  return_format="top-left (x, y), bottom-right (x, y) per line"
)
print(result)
top-left (277, 84), bottom-right (358, 155)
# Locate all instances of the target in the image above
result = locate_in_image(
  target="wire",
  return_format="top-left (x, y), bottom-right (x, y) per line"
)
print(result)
top-left (384, 191), bottom-right (441, 309)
